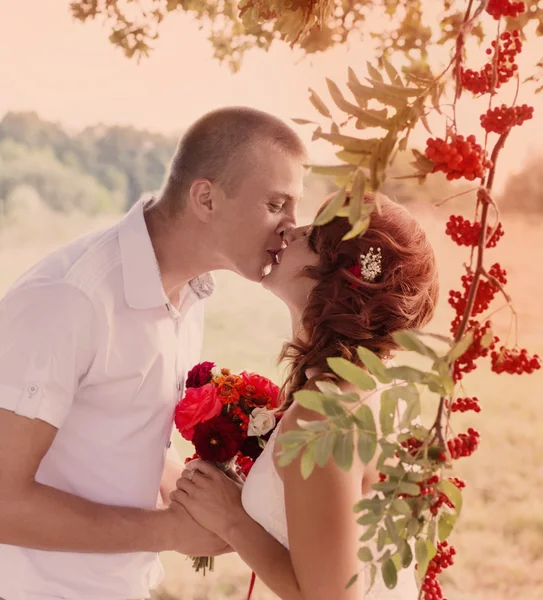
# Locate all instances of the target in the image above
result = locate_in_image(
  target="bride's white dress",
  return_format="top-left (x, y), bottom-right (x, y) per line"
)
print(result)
top-left (242, 424), bottom-right (419, 599)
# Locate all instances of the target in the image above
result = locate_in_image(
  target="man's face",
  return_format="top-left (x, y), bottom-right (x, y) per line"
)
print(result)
top-left (211, 145), bottom-right (305, 282)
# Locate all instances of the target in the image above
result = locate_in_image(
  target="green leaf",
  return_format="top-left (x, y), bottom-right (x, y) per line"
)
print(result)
top-left (367, 61), bottom-right (383, 82)
top-left (438, 512), bottom-right (458, 541)
top-left (386, 366), bottom-right (428, 384)
top-left (358, 511), bottom-right (381, 526)
top-left (447, 332), bottom-right (475, 364)
top-left (327, 357), bottom-right (377, 390)
top-left (322, 397), bottom-right (348, 419)
top-left (377, 527), bottom-right (387, 551)
top-left (355, 405), bottom-right (378, 464)
top-left (292, 118), bottom-right (318, 125)
top-left (342, 217), bottom-right (370, 241)
top-left (357, 347), bottom-right (393, 383)
top-left (336, 149), bottom-right (372, 167)
top-left (399, 394), bottom-right (421, 430)
top-left (314, 431), bottom-right (337, 467)
top-left (380, 389), bottom-right (399, 436)
top-left (427, 539), bottom-right (437, 563)
top-left (358, 546), bottom-right (373, 562)
top-left (346, 573), bottom-right (359, 589)
top-left (392, 331), bottom-right (439, 360)
top-left (277, 429), bottom-right (313, 447)
top-left (392, 498), bottom-right (412, 516)
top-left (437, 480), bottom-right (463, 515)
top-left (310, 164), bottom-right (354, 177)
top-left (348, 170), bottom-right (366, 225)
top-left (296, 418), bottom-right (329, 432)
top-left (400, 538), bottom-right (413, 568)
top-left (407, 518), bottom-right (421, 538)
top-left (309, 88), bottom-right (332, 118)
top-left (385, 515), bottom-right (400, 544)
top-left (316, 132), bottom-right (378, 153)
top-left (354, 496), bottom-right (384, 514)
top-left (293, 390), bottom-right (326, 415)
top-left (367, 77), bottom-right (423, 98)
top-left (355, 108), bottom-right (392, 130)
top-left (315, 380), bottom-right (341, 395)
top-left (382, 56), bottom-right (403, 87)
top-left (415, 537), bottom-right (428, 573)
top-left (333, 429), bottom-right (354, 472)
top-left (398, 481), bottom-right (421, 496)
top-left (381, 558), bottom-right (398, 590)
top-left (277, 445), bottom-right (302, 467)
top-left (379, 464), bottom-right (406, 478)
top-left (314, 187), bottom-right (346, 226)
top-left (300, 443), bottom-right (316, 479)
top-left (367, 564), bottom-right (377, 594)
top-left (360, 523), bottom-right (378, 542)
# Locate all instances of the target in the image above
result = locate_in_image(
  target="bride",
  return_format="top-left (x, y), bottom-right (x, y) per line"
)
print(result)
top-left (172, 192), bottom-right (439, 599)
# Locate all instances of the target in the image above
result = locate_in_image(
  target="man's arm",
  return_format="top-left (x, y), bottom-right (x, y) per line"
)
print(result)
top-left (0, 408), bottom-right (229, 556)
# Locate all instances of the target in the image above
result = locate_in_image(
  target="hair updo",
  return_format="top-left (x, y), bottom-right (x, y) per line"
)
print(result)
top-left (278, 192), bottom-right (439, 410)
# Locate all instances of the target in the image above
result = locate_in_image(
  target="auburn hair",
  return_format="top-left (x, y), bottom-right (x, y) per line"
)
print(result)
top-left (278, 192), bottom-right (439, 410)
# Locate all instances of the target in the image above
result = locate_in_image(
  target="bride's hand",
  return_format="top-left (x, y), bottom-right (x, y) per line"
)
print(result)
top-left (170, 459), bottom-right (245, 539)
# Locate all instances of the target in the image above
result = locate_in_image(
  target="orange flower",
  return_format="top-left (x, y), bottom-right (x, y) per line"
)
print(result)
top-left (213, 373), bottom-right (243, 404)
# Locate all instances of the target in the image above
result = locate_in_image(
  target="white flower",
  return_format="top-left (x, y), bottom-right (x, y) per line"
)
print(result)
top-left (248, 407), bottom-right (276, 437)
top-left (211, 366), bottom-right (221, 378)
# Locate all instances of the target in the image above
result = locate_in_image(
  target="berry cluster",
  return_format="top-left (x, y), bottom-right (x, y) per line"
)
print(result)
top-left (420, 541), bottom-right (456, 600)
top-left (449, 263), bottom-right (507, 319)
top-left (451, 320), bottom-right (498, 382)
top-left (491, 346), bottom-right (542, 374)
top-left (425, 135), bottom-right (491, 181)
top-left (445, 215), bottom-right (504, 248)
top-left (400, 436), bottom-right (423, 456)
top-left (447, 428), bottom-right (480, 460)
top-left (480, 103), bottom-right (534, 134)
top-left (461, 30), bottom-right (522, 95)
top-left (486, 0), bottom-right (526, 19)
top-left (429, 477), bottom-right (466, 515)
top-left (449, 397), bottom-right (481, 413)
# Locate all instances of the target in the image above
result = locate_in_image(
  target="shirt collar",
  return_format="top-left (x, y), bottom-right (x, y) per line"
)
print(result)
top-left (117, 196), bottom-right (215, 310)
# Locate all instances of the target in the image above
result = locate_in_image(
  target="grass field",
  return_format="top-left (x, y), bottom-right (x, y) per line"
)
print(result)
top-left (1, 200), bottom-right (541, 600)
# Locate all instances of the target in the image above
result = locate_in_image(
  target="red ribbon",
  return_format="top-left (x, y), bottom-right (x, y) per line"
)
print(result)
top-left (246, 571), bottom-right (256, 600)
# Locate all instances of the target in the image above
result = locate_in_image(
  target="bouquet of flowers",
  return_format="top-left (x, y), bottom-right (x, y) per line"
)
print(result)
top-left (174, 361), bottom-right (282, 574)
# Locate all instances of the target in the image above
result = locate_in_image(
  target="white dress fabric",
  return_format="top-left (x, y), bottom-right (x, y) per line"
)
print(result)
top-left (242, 424), bottom-right (419, 599)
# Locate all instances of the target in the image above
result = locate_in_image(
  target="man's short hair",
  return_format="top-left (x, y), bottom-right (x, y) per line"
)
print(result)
top-left (161, 106), bottom-right (307, 211)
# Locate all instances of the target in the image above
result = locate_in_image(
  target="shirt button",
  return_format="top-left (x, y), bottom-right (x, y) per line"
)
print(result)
top-left (27, 383), bottom-right (39, 396)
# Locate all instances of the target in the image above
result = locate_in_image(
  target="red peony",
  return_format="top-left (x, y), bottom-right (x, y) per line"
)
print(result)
top-left (186, 361), bottom-right (215, 388)
top-left (240, 371), bottom-right (280, 408)
top-left (192, 414), bottom-right (245, 462)
top-left (174, 383), bottom-right (222, 441)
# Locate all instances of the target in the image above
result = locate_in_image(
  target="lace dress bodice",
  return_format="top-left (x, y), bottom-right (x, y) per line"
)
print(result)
top-left (242, 425), bottom-right (419, 599)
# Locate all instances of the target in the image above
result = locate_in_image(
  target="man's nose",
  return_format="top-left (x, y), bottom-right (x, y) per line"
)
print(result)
top-left (278, 211), bottom-right (297, 240)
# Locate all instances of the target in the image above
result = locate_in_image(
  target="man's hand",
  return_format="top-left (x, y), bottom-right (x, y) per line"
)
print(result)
top-left (161, 501), bottom-right (232, 556)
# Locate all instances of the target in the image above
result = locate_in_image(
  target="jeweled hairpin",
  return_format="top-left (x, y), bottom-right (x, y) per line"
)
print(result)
top-left (348, 246), bottom-right (382, 284)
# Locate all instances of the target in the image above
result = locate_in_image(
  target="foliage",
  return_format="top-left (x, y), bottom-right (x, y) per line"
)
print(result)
top-left (70, 0), bottom-right (543, 78)
top-left (0, 112), bottom-right (178, 212)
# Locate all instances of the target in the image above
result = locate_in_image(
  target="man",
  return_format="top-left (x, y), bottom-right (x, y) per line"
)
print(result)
top-left (0, 106), bottom-right (306, 600)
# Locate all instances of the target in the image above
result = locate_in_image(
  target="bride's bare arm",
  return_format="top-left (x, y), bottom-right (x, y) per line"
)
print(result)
top-left (173, 401), bottom-right (366, 600)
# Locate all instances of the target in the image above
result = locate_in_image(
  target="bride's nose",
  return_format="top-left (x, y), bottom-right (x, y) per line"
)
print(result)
top-left (283, 227), bottom-right (305, 245)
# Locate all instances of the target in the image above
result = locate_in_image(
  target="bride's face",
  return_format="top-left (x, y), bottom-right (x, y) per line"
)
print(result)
top-left (261, 224), bottom-right (320, 308)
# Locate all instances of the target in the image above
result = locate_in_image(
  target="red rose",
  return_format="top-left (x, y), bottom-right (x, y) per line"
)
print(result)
top-left (192, 414), bottom-right (245, 463)
top-left (240, 371), bottom-right (280, 408)
top-left (186, 361), bottom-right (215, 388)
top-left (174, 383), bottom-right (222, 441)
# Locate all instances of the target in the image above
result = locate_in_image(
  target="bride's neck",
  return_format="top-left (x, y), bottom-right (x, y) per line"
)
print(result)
top-left (289, 306), bottom-right (307, 342)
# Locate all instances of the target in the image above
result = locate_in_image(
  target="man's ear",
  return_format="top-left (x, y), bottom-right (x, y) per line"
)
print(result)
top-left (187, 179), bottom-right (215, 223)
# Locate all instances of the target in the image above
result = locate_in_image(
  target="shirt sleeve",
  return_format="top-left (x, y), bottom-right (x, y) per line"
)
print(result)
top-left (0, 281), bottom-right (98, 429)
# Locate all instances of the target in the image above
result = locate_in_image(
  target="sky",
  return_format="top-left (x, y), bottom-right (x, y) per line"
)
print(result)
top-left (0, 0), bottom-right (542, 192)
